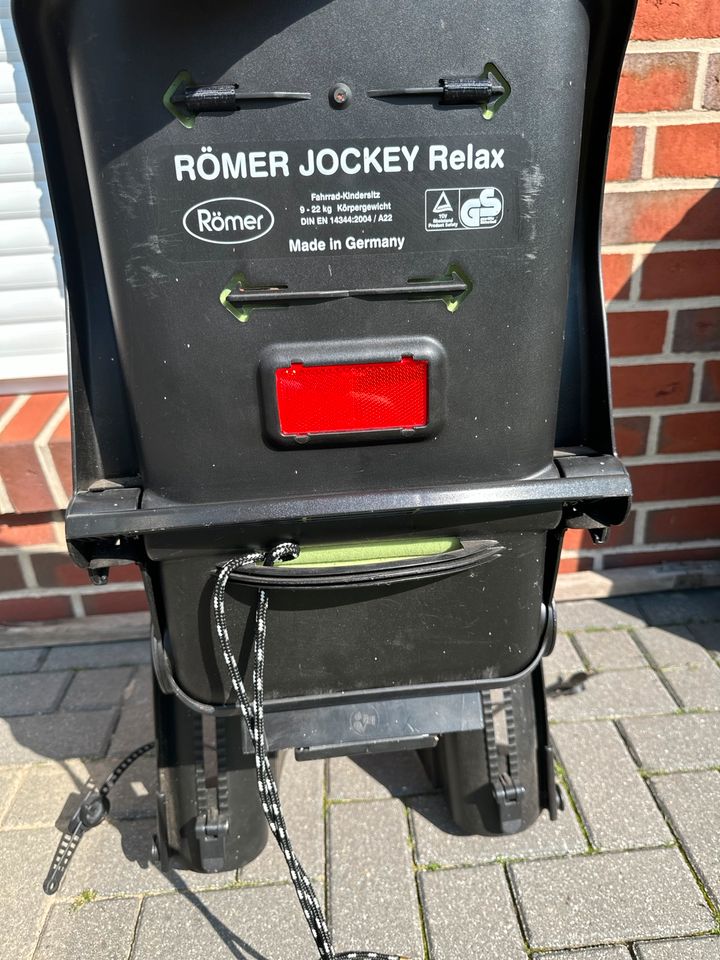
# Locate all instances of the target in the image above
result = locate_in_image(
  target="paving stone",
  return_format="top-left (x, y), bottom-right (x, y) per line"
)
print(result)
top-left (557, 598), bottom-right (647, 633)
top-left (544, 634), bottom-right (587, 680)
top-left (0, 647), bottom-right (47, 675)
top-left (651, 770), bottom-right (720, 905)
top-left (0, 671), bottom-right (71, 717)
top-left (328, 799), bottom-right (423, 958)
top-left (419, 864), bottom-right (526, 960)
top-left (535, 950), bottom-right (630, 960)
top-left (61, 666), bottom-right (134, 711)
top-left (549, 669), bottom-right (675, 722)
top-left (34, 897), bottom-right (140, 960)
top-left (510, 848), bottom-right (714, 949)
top-left (2, 754), bottom-right (154, 827)
top-left (410, 788), bottom-right (586, 866)
top-left (688, 622), bottom-right (720, 658)
top-left (552, 722), bottom-right (671, 851)
top-left (0, 766), bottom-right (23, 822)
top-left (3, 759), bottom-right (90, 828)
top-left (635, 626), bottom-right (716, 668)
top-left (0, 710), bottom-right (116, 764)
top-left (662, 663), bottom-right (720, 710)
top-left (238, 755), bottom-right (324, 882)
top-left (43, 641), bottom-right (150, 671)
top-left (328, 751), bottom-right (433, 800)
top-left (637, 590), bottom-right (720, 627)
top-left (0, 826), bottom-right (62, 899)
top-left (0, 894), bottom-right (51, 960)
top-left (132, 885), bottom-right (320, 960)
top-left (620, 713), bottom-right (720, 772)
top-left (108, 702), bottom-right (153, 756)
top-left (123, 665), bottom-right (152, 708)
top-left (634, 937), bottom-right (720, 959)
top-left (59, 819), bottom-right (235, 897)
top-left (572, 630), bottom-right (647, 671)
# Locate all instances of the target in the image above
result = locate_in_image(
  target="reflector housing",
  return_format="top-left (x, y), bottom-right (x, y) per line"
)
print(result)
top-left (275, 357), bottom-right (429, 436)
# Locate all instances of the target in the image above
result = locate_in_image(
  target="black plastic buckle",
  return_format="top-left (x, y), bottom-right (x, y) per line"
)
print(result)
top-left (194, 812), bottom-right (230, 872)
top-left (492, 773), bottom-right (526, 835)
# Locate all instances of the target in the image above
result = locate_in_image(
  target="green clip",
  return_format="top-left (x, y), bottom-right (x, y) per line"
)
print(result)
top-left (482, 62), bottom-right (511, 120)
top-left (163, 70), bottom-right (196, 128)
top-left (219, 273), bottom-right (289, 324)
top-left (410, 262), bottom-right (473, 314)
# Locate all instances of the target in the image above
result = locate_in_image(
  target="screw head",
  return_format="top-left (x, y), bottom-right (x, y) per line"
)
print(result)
top-left (330, 83), bottom-right (351, 108)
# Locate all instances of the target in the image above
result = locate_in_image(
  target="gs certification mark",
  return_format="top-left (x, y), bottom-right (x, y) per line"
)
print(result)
top-left (425, 187), bottom-right (504, 231)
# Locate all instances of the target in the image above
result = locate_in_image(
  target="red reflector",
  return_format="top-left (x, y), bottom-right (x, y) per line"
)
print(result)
top-left (275, 357), bottom-right (429, 436)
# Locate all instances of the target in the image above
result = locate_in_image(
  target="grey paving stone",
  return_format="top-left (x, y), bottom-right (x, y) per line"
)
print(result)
top-left (0, 894), bottom-right (51, 960)
top-left (635, 626), bottom-right (716, 668)
top-left (3, 759), bottom-right (90, 828)
top-left (544, 633), bottom-right (587, 680)
top-left (510, 848), bottom-right (714, 949)
top-left (59, 819), bottom-right (235, 897)
top-left (0, 766), bottom-right (23, 822)
top-left (662, 663), bottom-right (720, 710)
top-left (328, 751), bottom-right (433, 800)
top-left (61, 666), bottom-right (134, 711)
top-left (328, 799), bottom-right (423, 958)
top-left (238, 755), bottom-right (324, 882)
top-left (620, 713), bottom-right (720, 772)
top-left (410, 788), bottom-right (586, 866)
top-left (572, 630), bottom-right (647, 671)
top-left (123, 665), bottom-right (152, 708)
top-left (557, 598), bottom-right (647, 633)
top-left (634, 937), bottom-right (720, 959)
top-left (0, 710), bottom-right (116, 764)
top-left (2, 755), bottom-right (154, 828)
top-left (0, 826), bottom-right (62, 899)
top-left (108, 702), bottom-right (153, 756)
top-left (637, 590), bottom-right (720, 627)
top-left (132, 885), bottom-right (320, 960)
top-left (535, 950), bottom-right (630, 960)
top-left (34, 897), bottom-right (140, 960)
top-left (688, 622), bottom-right (720, 658)
top-left (549, 669), bottom-right (675, 723)
top-left (0, 647), bottom-right (47, 675)
top-left (0, 670), bottom-right (71, 717)
top-left (552, 721), bottom-right (672, 851)
top-left (652, 770), bottom-right (720, 905)
top-left (43, 641), bottom-right (150, 671)
top-left (420, 864), bottom-right (526, 960)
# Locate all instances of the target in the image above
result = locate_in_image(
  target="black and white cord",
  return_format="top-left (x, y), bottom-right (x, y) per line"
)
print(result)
top-left (212, 545), bottom-right (409, 960)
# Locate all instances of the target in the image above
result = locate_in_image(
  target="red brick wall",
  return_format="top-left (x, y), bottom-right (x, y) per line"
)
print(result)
top-left (1, 2), bottom-right (719, 619)
top-left (561, 3), bottom-right (720, 574)
top-left (0, 395), bottom-right (148, 622)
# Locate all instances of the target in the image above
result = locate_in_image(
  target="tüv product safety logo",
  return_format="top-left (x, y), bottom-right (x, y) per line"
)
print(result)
top-left (182, 196), bottom-right (274, 244)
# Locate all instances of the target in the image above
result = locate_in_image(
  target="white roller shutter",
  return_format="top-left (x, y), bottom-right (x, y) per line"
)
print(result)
top-left (0, 9), bottom-right (67, 386)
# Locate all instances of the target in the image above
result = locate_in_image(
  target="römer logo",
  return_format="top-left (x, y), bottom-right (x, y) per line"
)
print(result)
top-left (182, 196), bottom-right (274, 245)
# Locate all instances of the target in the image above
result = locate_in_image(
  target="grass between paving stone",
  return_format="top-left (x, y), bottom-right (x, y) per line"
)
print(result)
top-left (552, 758), bottom-right (594, 853)
top-left (71, 888), bottom-right (98, 910)
top-left (404, 803), bottom-right (431, 960)
top-left (502, 861), bottom-right (535, 957)
top-left (640, 765), bottom-right (720, 779)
